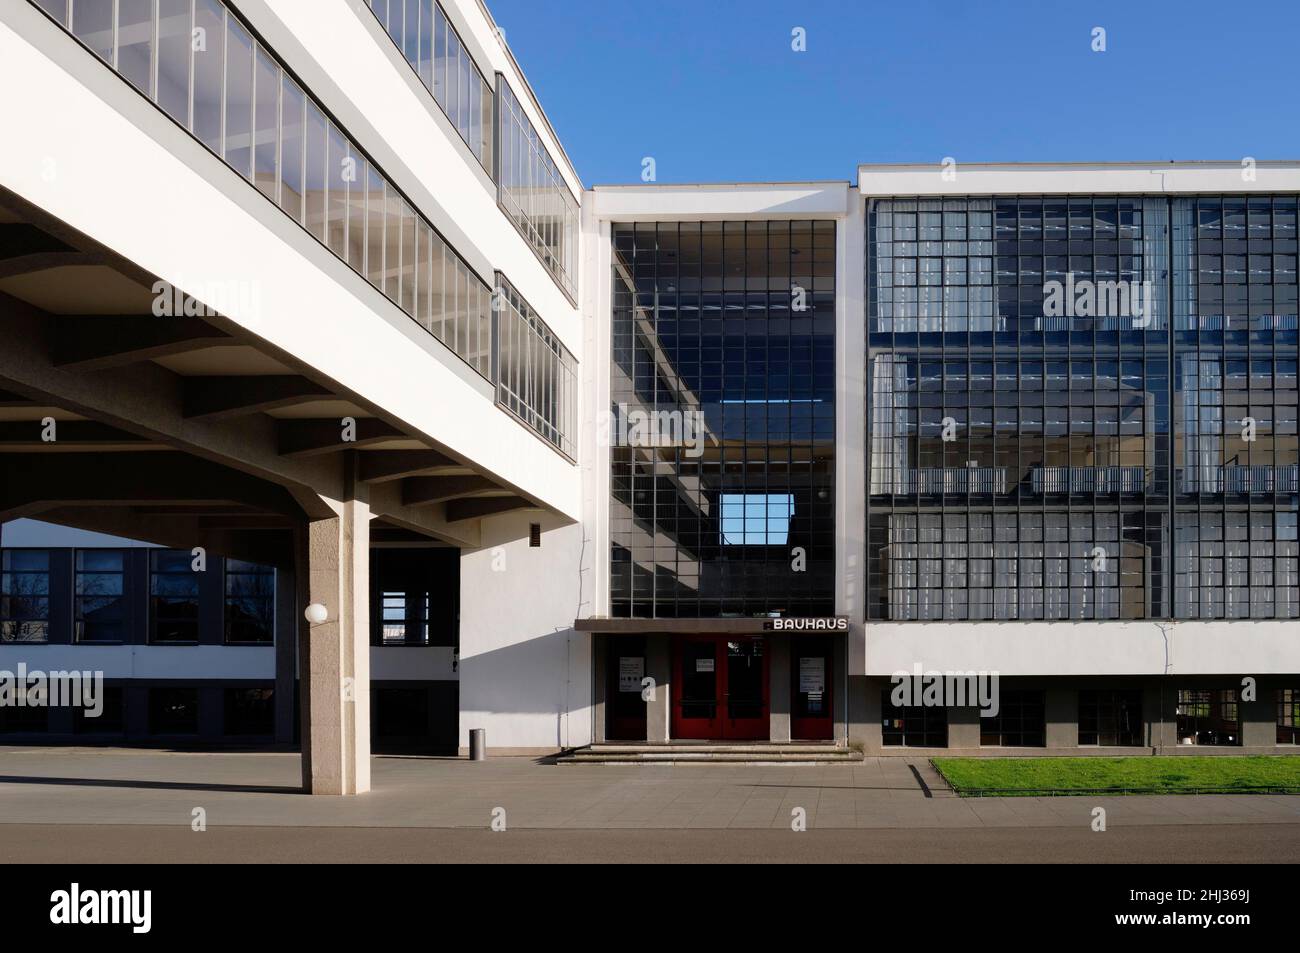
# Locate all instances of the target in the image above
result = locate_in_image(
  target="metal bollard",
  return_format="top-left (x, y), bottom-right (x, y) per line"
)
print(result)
top-left (468, 728), bottom-right (486, 761)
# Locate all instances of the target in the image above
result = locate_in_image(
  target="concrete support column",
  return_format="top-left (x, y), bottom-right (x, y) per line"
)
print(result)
top-left (769, 633), bottom-right (791, 743)
top-left (591, 637), bottom-right (607, 745)
top-left (1045, 686), bottom-right (1076, 749)
top-left (645, 635), bottom-right (670, 743)
top-left (948, 704), bottom-right (982, 751)
top-left (298, 464), bottom-right (370, 795)
top-left (1145, 679), bottom-right (1174, 751)
top-left (1242, 678), bottom-right (1276, 748)
top-left (849, 675), bottom-right (877, 751)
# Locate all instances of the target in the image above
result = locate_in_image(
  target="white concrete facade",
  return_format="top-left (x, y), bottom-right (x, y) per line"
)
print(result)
top-left (2, 0), bottom-right (1296, 765)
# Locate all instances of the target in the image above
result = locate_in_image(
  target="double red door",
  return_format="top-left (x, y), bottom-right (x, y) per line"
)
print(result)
top-left (671, 636), bottom-right (769, 740)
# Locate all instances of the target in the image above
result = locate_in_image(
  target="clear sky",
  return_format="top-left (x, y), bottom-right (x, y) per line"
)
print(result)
top-left (486, 0), bottom-right (1300, 187)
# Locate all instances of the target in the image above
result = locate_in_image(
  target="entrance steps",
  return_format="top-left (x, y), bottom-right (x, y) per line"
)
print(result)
top-left (556, 743), bottom-right (863, 765)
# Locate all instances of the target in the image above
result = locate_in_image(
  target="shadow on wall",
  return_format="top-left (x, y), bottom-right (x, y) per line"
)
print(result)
top-left (457, 627), bottom-right (585, 750)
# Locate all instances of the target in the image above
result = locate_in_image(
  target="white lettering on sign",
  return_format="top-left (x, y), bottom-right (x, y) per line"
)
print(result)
top-left (618, 657), bottom-right (644, 693)
top-left (798, 657), bottom-right (825, 694)
top-left (770, 617), bottom-right (849, 632)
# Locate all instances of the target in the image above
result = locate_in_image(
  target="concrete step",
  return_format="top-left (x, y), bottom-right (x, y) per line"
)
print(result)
top-left (556, 744), bottom-right (863, 765)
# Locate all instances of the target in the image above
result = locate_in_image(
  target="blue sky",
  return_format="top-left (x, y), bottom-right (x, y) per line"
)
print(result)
top-left (487, 0), bottom-right (1300, 187)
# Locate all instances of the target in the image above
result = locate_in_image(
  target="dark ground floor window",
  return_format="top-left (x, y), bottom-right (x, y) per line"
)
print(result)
top-left (881, 691), bottom-right (948, 746)
top-left (149, 687), bottom-right (199, 734)
top-left (1176, 689), bottom-right (1240, 746)
top-left (74, 688), bottom-right (124, 734)
top-left (374, 687), bottom-right (428, 740)
top-left (1277, 689), bottom-right (1299, 745)
top-left (224, 687), bottom-right (274, 736)
top-left (0, 704), bottom-right (48, 733)
top-left (1078, 689), bottom-right (1144, 746)
top-left (980, 690), bottom-right (1045, 747)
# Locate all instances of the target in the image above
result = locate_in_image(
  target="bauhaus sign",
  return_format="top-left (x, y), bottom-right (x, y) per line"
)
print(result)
top-left (765, 617), bottom-right (849, 632)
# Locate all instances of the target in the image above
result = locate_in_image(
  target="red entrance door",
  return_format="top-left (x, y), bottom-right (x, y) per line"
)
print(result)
top-left (791, 638), bottom-right (833, 740)
top-left (671, 636), bottom-right (769, 740)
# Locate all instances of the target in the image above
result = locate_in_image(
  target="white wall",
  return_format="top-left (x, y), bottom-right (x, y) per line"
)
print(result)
top-left (0, 645), bottom-right (274, 679)
top-left (858, 161), bottom-right (1300, 197)
top-left (457, 511), bottom-right (591, 751)
top-left (866, 620), bottom-right (1299, 677)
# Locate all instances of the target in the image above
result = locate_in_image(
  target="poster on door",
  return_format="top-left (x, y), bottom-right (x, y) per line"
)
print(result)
top-left (798, 657), bottom-right (825, 695)
top-left (618, 657), bottom-right (644, 693)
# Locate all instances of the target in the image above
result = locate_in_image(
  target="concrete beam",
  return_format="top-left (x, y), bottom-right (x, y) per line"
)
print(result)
top-left (33, 505), bottom-right (295, 568)
top-left (53, 315), bottom-right (230, 371)
top-left (0, 250), bottom-right (114, 279)
top-left (0, 420), bottom-right (152, 448)
top-left (445, 496), bottom-right (535, 522)
top-left (401, 475), bottom-right (499, 507)
top-left (0, 451), bottom-right (306, 520)
top-left (277, 418), bottom-right (405, 457)
top-left (183, 375), bottom-right (331, 421)
top-left (356, 449), bottom-right (458, 483)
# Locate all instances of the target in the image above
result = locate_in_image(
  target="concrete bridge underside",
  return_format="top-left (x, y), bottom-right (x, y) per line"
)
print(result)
top-left (0, 187), bottom-right (547, 794)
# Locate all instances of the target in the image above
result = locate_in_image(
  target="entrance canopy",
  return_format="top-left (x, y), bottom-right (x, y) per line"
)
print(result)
top-left (576, 617), bottom-right (848, 635)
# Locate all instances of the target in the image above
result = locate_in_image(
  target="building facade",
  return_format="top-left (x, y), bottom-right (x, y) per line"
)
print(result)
top-left (0, 2), bottom-right (1295, 775)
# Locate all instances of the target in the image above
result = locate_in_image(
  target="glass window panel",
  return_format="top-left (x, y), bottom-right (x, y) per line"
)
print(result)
top-left (157, 0), bottom-right (192, 125)
top-left (416, 221), bottom-right (433, 331)
top-left (364, 163), bottom-right (386, 289)
top-left (347, 154), bottom-right (368, 273)
top-left (303, 101), bottom-right (328, 241)
top-left (278, 75), bottom-right (305, 221)
top-left (400, 199), bottom-right (417, 315)
top-left (252, 46), bottom-right (279, 201)
top-left (417, 0), bottom-right (434, 89)
top-left (116, 0), bottom-right (154, 96)
top-left (432, 4), bottom-right (447, 108)
top-left (223, 15), bottom-right (254, 178)
top-left (427, 233), bottom-right (446, 341)
top-left (384, 182), bottom-right (402, 301)
top-left (73, 0), bottom-right (115, 63)
top-left (36, 1), bottom-right (68, 25)
top-left (192, 0), bottom-right (225, 151)
top-left (445, 24), bottom-right (459, 129)
top-left (326, 123), bottom-right (349, 257)
top-left (402, 0), bottom-right (419, 66)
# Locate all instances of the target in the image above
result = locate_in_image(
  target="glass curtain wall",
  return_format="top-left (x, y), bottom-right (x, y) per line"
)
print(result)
top-left (867, 196), bottom-right (1171, 620)
top-left (1172, 195), bottom-right (1299, 618)
top-left (610, 221), bottom-right (836, 618)
top-left (867, 194), bottom-right (1298, 621)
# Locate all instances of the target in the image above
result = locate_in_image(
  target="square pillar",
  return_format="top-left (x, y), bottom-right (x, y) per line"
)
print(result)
top-left (1242, 678), bottom-right (1277, 749)
top-left (1045, 685), bottom-right (1077, 749)
top-left (769, 633), bottom-right (791, 743)
top-left (645, 634), bottom-right (670, 743)
top-left (591, 637), bottom-right (607, 744)
top-left (948, 703), bottom-right (982, 751)
top-left (298, 476), bottom-right (371, 795)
